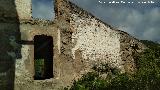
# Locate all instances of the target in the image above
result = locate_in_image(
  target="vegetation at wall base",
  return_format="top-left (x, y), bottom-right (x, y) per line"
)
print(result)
top-left (66, 40), bottom-right (160, 90)
top-left (34, 59), bottom-right (45, 79)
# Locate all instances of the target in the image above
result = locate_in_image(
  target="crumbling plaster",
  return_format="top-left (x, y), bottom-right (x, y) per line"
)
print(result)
top-left (71, 13), bottom-right (124, 72)
top-left (14, 19), bottom-right (63, 90)
top-left (15, 0), bottom-right (32, 20)
top-left (12, 0), bottom-right (147, 89)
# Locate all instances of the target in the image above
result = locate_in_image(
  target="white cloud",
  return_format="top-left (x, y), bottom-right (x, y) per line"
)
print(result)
top-left (142, 28), bottom-right (157, 40)
top-left (32, 0), bottom-right (160, 42)
top-left (71, 0), bottom-right (160, 42)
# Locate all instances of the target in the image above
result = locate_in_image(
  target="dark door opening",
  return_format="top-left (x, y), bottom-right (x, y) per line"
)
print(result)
top-left (34, 35), bottom-right (53, 80)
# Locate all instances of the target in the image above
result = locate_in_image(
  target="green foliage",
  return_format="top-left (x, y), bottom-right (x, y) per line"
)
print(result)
top-left (34, 59), bottom-right (45, 78)
top-left (70, 72), bottom-right (109, 90)
top-left (140, 40), bottom-right (160, 50)
top-left (68, 40), bottom-right (160, 90)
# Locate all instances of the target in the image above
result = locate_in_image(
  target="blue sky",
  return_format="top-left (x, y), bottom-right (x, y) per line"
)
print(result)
top-left (32, 0), bottom-right (160, 43)
top-left (32, 0), bottom-right (55, 20)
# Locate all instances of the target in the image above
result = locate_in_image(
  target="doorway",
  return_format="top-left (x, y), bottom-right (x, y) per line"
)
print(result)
top-left (34, 35), bottom-right (53, 80)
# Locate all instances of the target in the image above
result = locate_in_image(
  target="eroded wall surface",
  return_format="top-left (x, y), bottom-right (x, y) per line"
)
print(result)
top-left (57, 0), bottom-right (125, 80)
top-left (119, 31), bottom-right (146, 73)
top-left (15, 0), bottom-right (31, 20)
top-left (56, 1), bottom-right (146, 87)
top-left (70, 13), bottom-right (123, 71)
top-left (14, 19), bottom-right (63, 90)
top-left (13, 0), bottom-right (146, 89)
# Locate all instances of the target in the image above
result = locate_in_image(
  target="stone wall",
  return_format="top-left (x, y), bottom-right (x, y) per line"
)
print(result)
top-left (15, 0), bottom-right (31, 20)
top-left (56, 0), bottom-right (146, 80)
top-left (57, 0), bottom-right (125, 77)
top-left (119, 31), bottom-right (146, 73)
top-left (14, 19), bottom-right (62, 90)
top-left (13, 0), bottom-right (147, 89)
top-left (70, 13), bottom-right (123, 72)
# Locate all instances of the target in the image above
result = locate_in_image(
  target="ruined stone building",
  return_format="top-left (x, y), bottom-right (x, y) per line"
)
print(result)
top-left (0, 0), bottom-right (146, 90)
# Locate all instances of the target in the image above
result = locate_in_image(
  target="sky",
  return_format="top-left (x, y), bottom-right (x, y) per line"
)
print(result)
top-left (32, 0), bottom-right (160, 43)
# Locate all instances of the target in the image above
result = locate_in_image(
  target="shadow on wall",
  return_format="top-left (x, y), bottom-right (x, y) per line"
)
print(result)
top-left (0, 0), bottom-right (21, 90)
